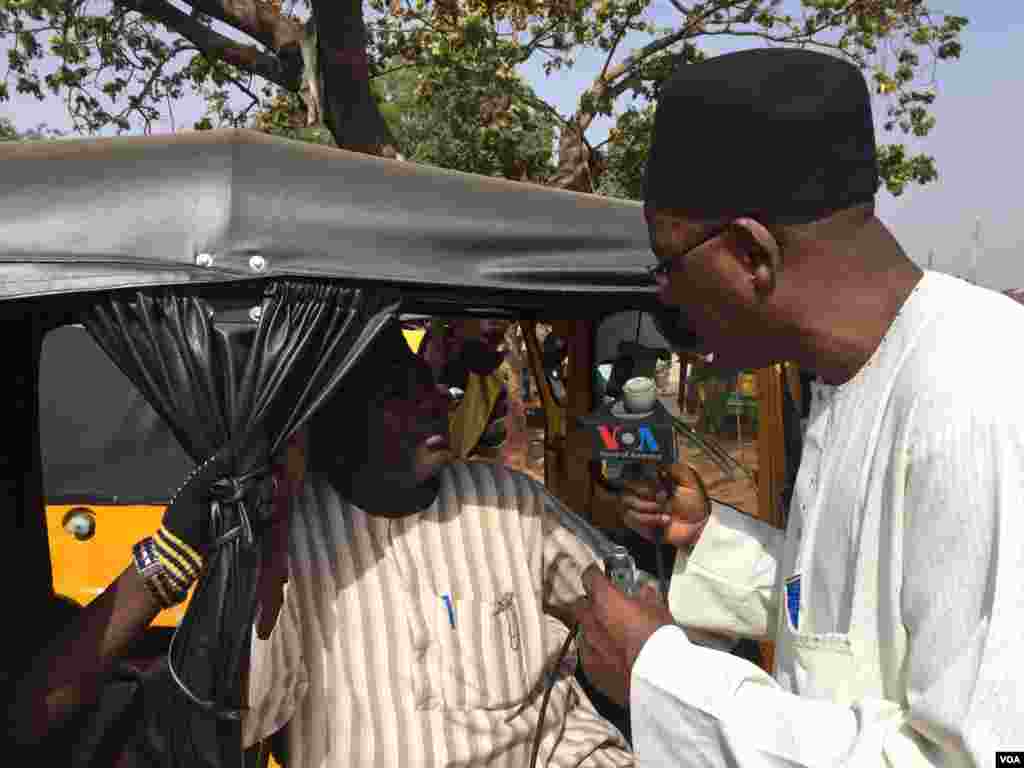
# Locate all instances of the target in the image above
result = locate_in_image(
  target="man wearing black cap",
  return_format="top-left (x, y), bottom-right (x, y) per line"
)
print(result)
top-left (570, 48), bottom-right (1024, 765)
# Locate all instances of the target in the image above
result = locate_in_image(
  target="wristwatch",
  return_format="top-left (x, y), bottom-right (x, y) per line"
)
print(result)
top-left (132, 535), bottom-right (192, 609)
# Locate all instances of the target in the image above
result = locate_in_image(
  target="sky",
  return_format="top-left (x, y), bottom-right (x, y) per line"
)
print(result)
top-left (3, 0), bottom-right (1021, 288)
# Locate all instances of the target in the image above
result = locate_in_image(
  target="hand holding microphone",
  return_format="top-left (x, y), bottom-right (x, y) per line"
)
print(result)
top-left (621, 462), bottom-right (711, 551)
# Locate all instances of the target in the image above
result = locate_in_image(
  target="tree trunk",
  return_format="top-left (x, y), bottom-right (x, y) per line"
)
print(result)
top-left (310, 0), bottom-right (400, 156)
top-left (550, 120), bottom-right (594, 192)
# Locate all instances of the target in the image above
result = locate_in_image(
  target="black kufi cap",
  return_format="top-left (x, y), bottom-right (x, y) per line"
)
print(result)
top-left (308, 317), bottom-right (410, 466)
top-left (644, 48), bottom-right (880, 224)
top-left (323, 317), bottom-right (413, 405)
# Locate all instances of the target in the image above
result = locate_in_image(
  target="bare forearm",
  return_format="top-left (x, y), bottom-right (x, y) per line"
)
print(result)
top-left (11, 565), bottom-right (161, 745)
top-left (256, 519), bottom-right (290, 639)
top-left (242, 521), bottom-right (291, 712)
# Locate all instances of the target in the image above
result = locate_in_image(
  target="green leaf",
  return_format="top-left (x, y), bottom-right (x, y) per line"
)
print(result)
top-left (0, 116), bottom-right (18, 140)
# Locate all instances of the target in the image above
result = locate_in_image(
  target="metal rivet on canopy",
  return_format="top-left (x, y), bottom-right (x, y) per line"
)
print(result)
top-left (249, 254), bottom-right (267, 273)
top-left (195, 252), bottom-right (215, 268)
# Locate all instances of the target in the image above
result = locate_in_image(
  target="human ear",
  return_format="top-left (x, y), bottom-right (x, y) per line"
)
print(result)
top-left (728, 217), bottom-right (780, 299)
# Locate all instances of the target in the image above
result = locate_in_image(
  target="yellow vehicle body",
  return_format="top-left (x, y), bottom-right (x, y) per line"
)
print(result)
top-left (46, 503), bottom-right (189, 626)
top-left (402, 327), bottom-right (425, 353)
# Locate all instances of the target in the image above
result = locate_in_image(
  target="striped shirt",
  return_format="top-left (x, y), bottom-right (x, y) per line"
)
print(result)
top-left (245, 461), bottom-right (634, 768)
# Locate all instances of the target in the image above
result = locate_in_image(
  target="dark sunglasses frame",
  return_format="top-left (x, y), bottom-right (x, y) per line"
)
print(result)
top-left (646, 225), bottom-right (730, 281)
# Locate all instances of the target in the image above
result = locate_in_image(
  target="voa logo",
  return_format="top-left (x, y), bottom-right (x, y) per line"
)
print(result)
top-left (997, 753), bottom-right (1023, 765)
top-left (596, 424), bottom-right (660, 452)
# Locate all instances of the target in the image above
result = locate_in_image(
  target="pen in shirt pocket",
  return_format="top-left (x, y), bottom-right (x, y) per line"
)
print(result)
top-left (442, 593), bottom-right (456, 628)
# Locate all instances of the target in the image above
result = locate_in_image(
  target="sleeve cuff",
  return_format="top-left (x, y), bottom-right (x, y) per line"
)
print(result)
top-left (667, 502), bottom-right (781, 638)
top-left (632, 624), bottom-right (692, 691)
top-left (632, 623), bottom-right (777, 721)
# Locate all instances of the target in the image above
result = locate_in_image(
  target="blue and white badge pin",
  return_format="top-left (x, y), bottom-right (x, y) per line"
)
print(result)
top-left (785, 574), bottom-right (801, 630)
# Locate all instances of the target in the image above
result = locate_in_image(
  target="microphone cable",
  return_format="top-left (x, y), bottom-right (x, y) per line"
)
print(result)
top-left (529, 622), bottom-right (579, 768)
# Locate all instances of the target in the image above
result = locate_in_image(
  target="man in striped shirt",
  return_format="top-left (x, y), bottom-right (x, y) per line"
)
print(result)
top-left (246, 321), bottom-right (634, 768)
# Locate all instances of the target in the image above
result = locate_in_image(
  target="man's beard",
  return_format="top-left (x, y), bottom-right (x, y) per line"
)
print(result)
top-left (336, 453), bottom-right (441, 517)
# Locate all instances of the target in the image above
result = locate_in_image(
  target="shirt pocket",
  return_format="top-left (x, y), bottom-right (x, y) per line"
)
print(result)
top-left (787, 630), bottom-right (864, 703)
top-left (432, 591), bottom-right (530, 711)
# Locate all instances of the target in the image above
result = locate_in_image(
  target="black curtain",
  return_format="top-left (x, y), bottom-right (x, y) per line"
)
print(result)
top-left (81, 281), bottom-right (399, 767)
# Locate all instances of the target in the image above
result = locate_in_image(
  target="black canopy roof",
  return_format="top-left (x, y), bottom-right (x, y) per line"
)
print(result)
top-left (0, 128), bottom-right (658, 309)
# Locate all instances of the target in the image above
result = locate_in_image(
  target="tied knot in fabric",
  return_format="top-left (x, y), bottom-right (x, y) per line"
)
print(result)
top-left (207, 465), bottom-right (273, 550)
top-left (209, 472), bottom-right (261, 504)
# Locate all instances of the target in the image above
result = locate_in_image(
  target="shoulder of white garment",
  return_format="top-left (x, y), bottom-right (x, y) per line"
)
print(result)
top-left (898, 278), bottom-right (1024, 434)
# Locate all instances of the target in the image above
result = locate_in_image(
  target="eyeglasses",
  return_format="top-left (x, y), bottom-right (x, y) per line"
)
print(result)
top-left (646, 226), bottom-right (728, 281)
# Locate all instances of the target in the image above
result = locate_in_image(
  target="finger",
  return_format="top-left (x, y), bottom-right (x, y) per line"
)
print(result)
top-left (622, 509), bottom-right (671, 531)
top-left (621, 494), bottom-right (666, 515)
top-left (582, 565), bottom-right (626, 625)
top-left (581, 563), bottom-right (604, 598)
top-left (621, 491), bottom-right (666, 510)
top-left (559, 597), bottom-right (590, 627)
top-left (622, 478), bottom-right (659, 500)
top-left (637, 581), bottom-right (663, 604)
top-left (667, 464), bottom-right (710, 510)
top-left (661, 462), bottom-right (697, 487)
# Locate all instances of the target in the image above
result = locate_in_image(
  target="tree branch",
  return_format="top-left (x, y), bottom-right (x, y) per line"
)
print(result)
top-left (371, 61), bottom-right (421, 79)
top-left (124, 50), bottom-right (171, 132)
top-left (667, 0), bottom-right (688, 16)
top-left (550, 0), bottom-right (740, 191)
top-left (598, 24), bottom-right (629, 88)
top-left (583, 0), bottom-right (751, 104)
top-left (182, 0), bottom-right (304, 52)
top-left (698, 27), bottom-right (849, 56)
top-left (587, 4), bottom-right (647, 135)
top-left (236, 89), bottom-right (262, 124)
top-left (115, 0), bottom-right (302, 90)
top-left (175, 0), bottom-right (270, 45)
top-left (517, 91), bottom-right (571, 129)
top-left (521, 18), bottom-right (562, 57)
top-left (166, 90), bottom-right (176, 130)
top-left (224, 67), bottom-right (263, 106)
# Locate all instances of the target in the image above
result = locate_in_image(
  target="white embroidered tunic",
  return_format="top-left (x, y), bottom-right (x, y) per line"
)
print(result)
top-left (634, 272), bottom-right (1024, 766)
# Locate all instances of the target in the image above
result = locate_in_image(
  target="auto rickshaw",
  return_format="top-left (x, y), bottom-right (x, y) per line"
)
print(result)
top-left (1, 129), bottom-right (801, 766)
